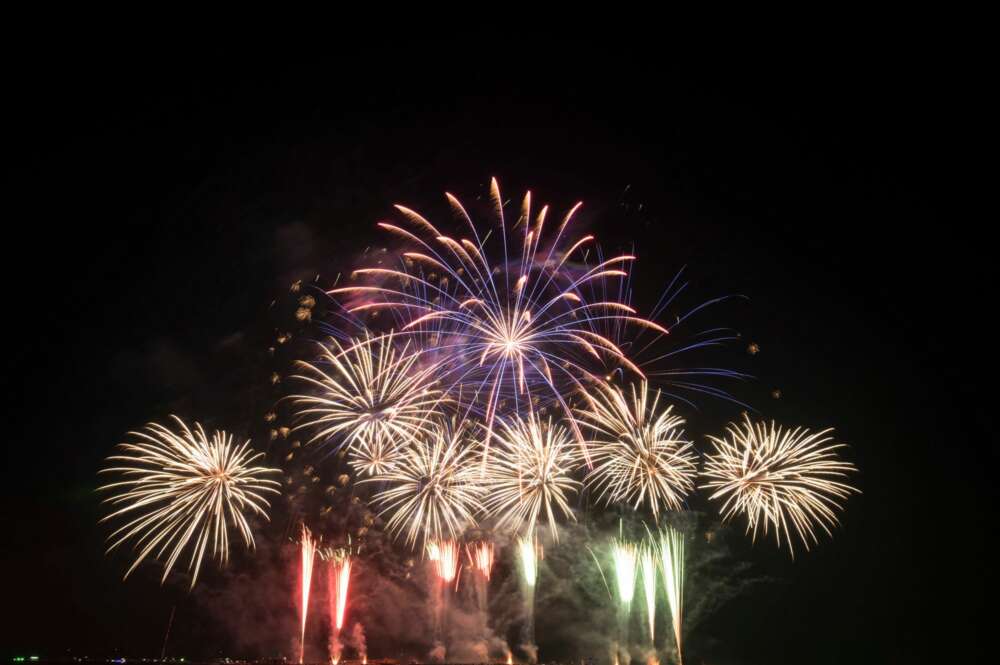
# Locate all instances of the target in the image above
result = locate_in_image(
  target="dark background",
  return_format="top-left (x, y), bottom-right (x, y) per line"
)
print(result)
top-left (2, 49), bottom-right (991, 663)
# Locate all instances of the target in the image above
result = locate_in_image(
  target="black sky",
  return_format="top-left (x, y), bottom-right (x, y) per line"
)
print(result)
top-left (2, 50), bottom-right (991, 664)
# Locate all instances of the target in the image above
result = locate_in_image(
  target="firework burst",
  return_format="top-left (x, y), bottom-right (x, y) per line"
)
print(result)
top-left (367, 419), bottom-right (483, 547)
top-left (575, 381), bottom-right (697, 520)
top-left (330, 179), bottom-right (668, 462)
top-left (481, 414), bottom-right (580, 541)
top-left (291, 332), bottom-right (445, 475)
top-left (98, 416), bottom-right (280, 588)
top-left (701, 414), bottom-right (859, 556)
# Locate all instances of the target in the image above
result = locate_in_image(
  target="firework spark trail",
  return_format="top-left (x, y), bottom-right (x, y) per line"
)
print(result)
top-left (330, 180), bottom-right (669, 465)
top-left (367, 420), bottom-right (483, 547)
top-left (639, 545), bottom-right (657, 644)
top-left (426, 539), bottom-right (460, 651)
top-left (291, 332), bottom-right (445, 476)
top-left (323, 545), bottom-right (352, 664)
top-left (610, 535), bottom-right (638, 665)
top-left (582, 254), bottom-right (751, 411)
top-left (300, 525), bottom-right (318, 664)
top-left (575, 381), bottom-right (697, 521)
top-left (98, 416), bottom-right (280, 588)
top-left (517, 535), bottom-right (541, 663)
top-left (465, 541), bottom-right (494, 644)
top-left (612, 537), bottom-right (638, 608)
top-left (468, 541), bottom-right (495, 581)
top-left (434, 540), bottom-right (460, 583)
top-left (701, 415), bottom-right (859, 557)
top-left (658, 527), bottom-right (684, 665)
top-left (482, 414), bottom-right (580, 542)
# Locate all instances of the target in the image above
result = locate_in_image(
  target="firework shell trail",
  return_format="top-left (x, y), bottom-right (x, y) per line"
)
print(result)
top-left (98, 416), bottom-right (280, 589)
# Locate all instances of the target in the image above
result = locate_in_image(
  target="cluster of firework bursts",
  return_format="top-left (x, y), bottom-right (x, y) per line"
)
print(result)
top-left (97, 180), bottom-right (859, 664)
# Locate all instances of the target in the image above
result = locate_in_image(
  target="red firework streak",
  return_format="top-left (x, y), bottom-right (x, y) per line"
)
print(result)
top-left (326, 546), bottom-right (352, 663)
top-left (299, 525), bottom-right (319, 664)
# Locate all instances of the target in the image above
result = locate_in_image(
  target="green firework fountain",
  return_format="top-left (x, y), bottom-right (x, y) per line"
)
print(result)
top-left (517, 534), bottom-right (540, 663)
top-left (658, 527), bottom-right (685, 665)
top-left (611, 537), bottom-right (637, 665)
top-left (639, 544), bottom-right (658, 646)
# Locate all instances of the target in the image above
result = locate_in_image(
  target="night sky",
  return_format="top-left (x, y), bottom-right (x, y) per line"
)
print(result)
top-left (3, 51), bottom-right (990, 664)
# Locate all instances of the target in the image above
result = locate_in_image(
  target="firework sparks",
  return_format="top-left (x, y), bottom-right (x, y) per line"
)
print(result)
top-left (98, 416), bottom-right (280, 588)
top-left (517, 534), bottom-right (542, 663)
top-left (367, 420), bottom-right (483, 547)
top-left (467, 541), bottom-right (495, 580)
top-left (292, 332), bottom-right (444, 476)
top-left (611, 538), bottom-right (637, 608)
top-left (701, 415), bottom-right (859, 556)
top-left (482, 414), bottom-right (580, 541)
top-left (431, 539), bottom-right (460, 583)
top-left (323, 545), bottom-right (352, 633)
top-left (517, 535), bottom-right (540, 588)
top-left (330, 180), bottom-right (668, 463)
top-left (300, 525), bottom-right (319, 664)
top-left (658, 527), bottom-right (684, 665)
top-left (639, 544), bottom-right (657, 643)
top-left (576, 381), bottom-right (697, 520)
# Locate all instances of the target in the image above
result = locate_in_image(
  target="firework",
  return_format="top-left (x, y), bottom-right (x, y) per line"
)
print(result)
top-left (467, 541), bottom-right (495, 580)
top-left (658, 527), bottom-right (684, 665)
top-left (701, 415), bottom-right (859, 556)
top-left (482, 414), bottom-right (580, 541)
top-left (367, 420), bottom-right (482, 547)
top-left (517, 535), bottom-right (540, 588)
top-left (299, 525), bottom-right (319, 664)
top-left (611, 539), bottom-right (637, 608)
top-left (639, 544), bottom-right (657, 643)
top-left (610, 535), bottom-right (638, 664)
top-left (517, 535), bottom-right (542, 662)
top-left (575, 381), bottom-right (697, 520)
top-left (98, 416), bottom-right (280, 588)
top-left (291, 332), bottom-right (444, 476)
top-left (323, 543), bottom-right (352, 664)
top-left (330, 180), bottom-right (668, 462)
top-left (432, 539), bottom-right (460, 583)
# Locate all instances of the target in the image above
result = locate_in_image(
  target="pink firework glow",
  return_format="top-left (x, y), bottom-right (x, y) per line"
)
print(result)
top-left (299, 525), bottom-right (318, 664)
top-left (324, 545), bottom-right (352, 664)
